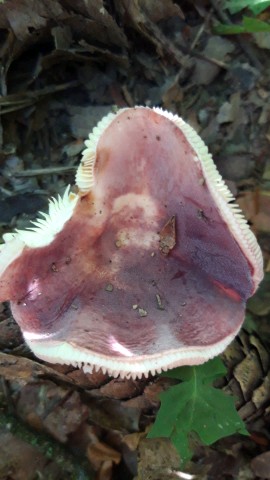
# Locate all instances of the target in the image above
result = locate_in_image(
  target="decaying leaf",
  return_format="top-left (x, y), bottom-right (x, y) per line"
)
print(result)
top-left (0, 0), bottom-right (269, 477)
top-left (238, 190), bottom-right (270, 233)
top-left (251, 450), bottom-right (270, 478)
top-left (159, 215), bottom-right (176, 255)
top-left (0, 431), bottom-right (61, 480)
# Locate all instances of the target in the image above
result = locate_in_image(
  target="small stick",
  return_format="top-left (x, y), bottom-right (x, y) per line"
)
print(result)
top-left (14, 166), bottom-right (76, 177)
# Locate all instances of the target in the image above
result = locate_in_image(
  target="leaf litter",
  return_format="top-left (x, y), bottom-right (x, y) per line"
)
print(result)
top-left (0, 0), bottom-right (269, 479)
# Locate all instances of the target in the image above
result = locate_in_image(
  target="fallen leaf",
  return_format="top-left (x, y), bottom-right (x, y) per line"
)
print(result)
top-left (237, 190), bottom-right (270, 233)
top-left (0, 431), bottom-right (60, 480)
top-left (87, 441), bottom-right (121, 470)
top-left (159, 215), bottom-right (176, 255)
top-left (251, 451), bottom-right (270, 479)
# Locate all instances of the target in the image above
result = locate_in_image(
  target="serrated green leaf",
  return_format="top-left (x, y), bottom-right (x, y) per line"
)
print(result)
top-left (162, 357), bottom-right (226, 383)
top-left (148, 359), bottom-right (248, 464)
top-left (226, 0), bottom-right (270, 15)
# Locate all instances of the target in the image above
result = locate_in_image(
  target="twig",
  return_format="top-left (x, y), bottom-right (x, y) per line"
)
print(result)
top-left (190, 8), bottom-right (213, 51)
top-left (195, 52), bottom-right (229, 70)
top-left (13, 166), bottom-right (76, 177)
top-left (0, 80), bottom-right (80, 114)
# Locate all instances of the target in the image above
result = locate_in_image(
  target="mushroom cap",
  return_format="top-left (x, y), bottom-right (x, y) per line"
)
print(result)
top-left (0, 107), bottom-right (263, 378)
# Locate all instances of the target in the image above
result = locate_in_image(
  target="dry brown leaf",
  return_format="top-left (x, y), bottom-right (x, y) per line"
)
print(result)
top-left (115, 0), bottom-right (190, 68)
top-left (161, 74), bottom-right (183, 111)
top-left (137, 437), bottom-right (181, 480)
top-left (0, 0), bottom-right (127, 47)
top-left (123, 431), bottom-right (146, 451)
top-left (98, 377), bottom-right (146, 399)
top-left (87, 441), bottom-right (121, 470)
top-left (159, 215), bottom-right (176, 255)
top-left (138, 0), bottom-right (184, 22)
top-left (96, 460), bottom-right (114, 480)
top-left (251, 451), bottom-right (270, 479)
top-left (238, 190), bottom-right (270, 233)
top-left (0, 432), bottom-right (60, 480)
top-left (62, 0), bottom-right (128, 47)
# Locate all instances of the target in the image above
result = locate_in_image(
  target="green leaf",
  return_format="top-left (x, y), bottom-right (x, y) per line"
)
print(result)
top-left (148, 358), bottom-right (248, 465)
top-left (163, 356), bottom-right (226, 383)
top-left (242, 16), bottom-right (270, 30)
top-left (226, 0), bottom-right (270, 15)
top-left (215, 16), bottom-right (270, 34)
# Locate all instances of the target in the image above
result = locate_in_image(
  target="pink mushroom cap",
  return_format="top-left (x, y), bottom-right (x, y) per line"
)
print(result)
top-left (0, 107), bottom-right (263, 378)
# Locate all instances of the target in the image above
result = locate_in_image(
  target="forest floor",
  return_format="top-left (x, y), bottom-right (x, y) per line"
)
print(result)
top-left (0, 1), bottom-right (270, 479)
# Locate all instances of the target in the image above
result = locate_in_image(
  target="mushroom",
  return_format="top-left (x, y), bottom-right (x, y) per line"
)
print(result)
top-left (0, 107), bottom-right (263, 378)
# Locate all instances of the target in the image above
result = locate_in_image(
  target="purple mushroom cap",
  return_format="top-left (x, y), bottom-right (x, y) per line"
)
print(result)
top-left (0, 107), bottom-right (264, 378)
